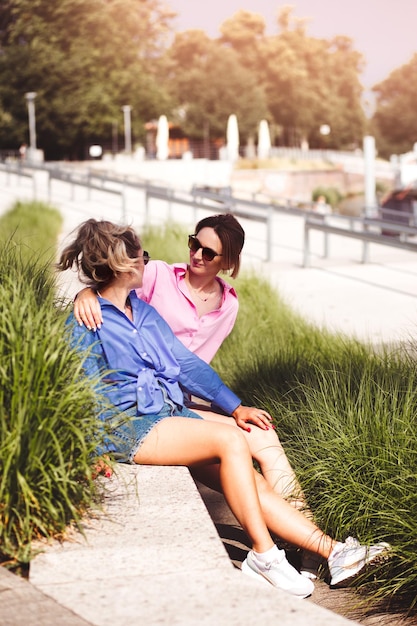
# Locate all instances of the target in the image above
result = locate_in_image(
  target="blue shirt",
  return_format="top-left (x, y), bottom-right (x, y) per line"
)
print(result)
top-left (68, 290), bottom-right (241, 418)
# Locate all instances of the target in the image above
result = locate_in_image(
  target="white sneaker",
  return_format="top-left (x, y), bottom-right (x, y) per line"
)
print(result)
top-left (328, 536), bottom-right (391, 588)
top-left (242, 549), bottom-right (315, 598)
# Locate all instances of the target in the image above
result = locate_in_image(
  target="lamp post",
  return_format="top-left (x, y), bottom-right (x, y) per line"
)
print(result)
top-left (112, 120), bottom-right (118, 155)
top-left (25, 92), bottom-right (37, 159)
top-left (121, 105), bottom-right (132, 154)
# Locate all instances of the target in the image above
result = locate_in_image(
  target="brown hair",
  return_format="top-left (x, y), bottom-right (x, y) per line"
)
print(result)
top-left (57, 219), bottom-right (142, 289)
top-left (194, 213), bottom-right (245, 278)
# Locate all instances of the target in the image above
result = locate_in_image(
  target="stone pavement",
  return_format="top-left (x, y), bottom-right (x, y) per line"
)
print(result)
top-left (2, 160), bottom-right (416, 625)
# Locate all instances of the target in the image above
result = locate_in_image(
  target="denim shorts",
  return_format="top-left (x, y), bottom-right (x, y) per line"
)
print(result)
top-left (96, 401), bottom-right (203, 464)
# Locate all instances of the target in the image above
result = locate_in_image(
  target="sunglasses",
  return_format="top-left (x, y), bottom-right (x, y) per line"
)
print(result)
top-left (136, 250), bottom-right (150, 265)
top-left (188, 235), bottom-right (222, 262)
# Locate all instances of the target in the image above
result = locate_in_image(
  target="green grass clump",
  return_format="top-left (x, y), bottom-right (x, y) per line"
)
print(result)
top-left (0, 202), bottom-right (105, 569)
top-left (212, 277), bottom-right (417, 611)
top-left (0, 242), bottom-right (105, 568)
top-left (0, 200), bottom-right (63, 264)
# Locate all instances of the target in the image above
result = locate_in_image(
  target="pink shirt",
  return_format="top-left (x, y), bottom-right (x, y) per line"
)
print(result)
top-left (136, 261), bottom-right (238, 363)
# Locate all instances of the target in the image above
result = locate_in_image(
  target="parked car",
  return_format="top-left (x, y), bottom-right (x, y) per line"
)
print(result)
top-left (379, 186), bottom-right (417, 235)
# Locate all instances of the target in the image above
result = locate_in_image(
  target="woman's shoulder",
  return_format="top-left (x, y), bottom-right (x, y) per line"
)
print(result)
top-left (216, 276), bottom-right (238, 300)
top-left (139, 261), bottom-right (187, 297)
top-left (143, 260), bottom-right (186, 279)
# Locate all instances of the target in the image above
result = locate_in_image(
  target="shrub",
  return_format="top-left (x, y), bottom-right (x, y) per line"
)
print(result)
top-left (0, 242), bottom-right (104, 567)
top-left (312, 186), bottom-right (343, 208)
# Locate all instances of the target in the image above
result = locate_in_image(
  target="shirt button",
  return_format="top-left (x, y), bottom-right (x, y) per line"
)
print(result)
top-left (132, 329), bottom-right (138, 334)
top-left (138, 387), bottom-right (143, 391)
top-left (142, 352), bottom-right (148, 357)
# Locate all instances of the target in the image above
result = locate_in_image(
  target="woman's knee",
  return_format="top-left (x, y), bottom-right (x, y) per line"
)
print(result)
top-left (218, 423), bottom-right (249, 455)
top-left (245, 425), bottom-right (285, 453)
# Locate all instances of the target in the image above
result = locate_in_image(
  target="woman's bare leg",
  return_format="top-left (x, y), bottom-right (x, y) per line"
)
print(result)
top-left (134, 417), bottom-right (274, 554)
top-left (193, 408), bottom-right (308, 510)
top-left (192, 463), bottom-right (336, 559)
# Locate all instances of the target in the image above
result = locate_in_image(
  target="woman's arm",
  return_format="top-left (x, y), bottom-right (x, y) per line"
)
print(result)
top-left (147, 309), bottom-right (272, 430)
top-left (73, 288), bottom-right (103, 330)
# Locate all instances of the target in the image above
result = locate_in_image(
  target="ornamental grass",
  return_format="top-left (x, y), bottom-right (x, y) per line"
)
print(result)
top-left (0, 202), bottom-right (103, 569)
top-left (213, 274), bottom-right (417, 614)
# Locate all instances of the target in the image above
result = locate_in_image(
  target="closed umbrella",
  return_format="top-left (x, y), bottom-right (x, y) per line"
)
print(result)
top-left (257, 119), bottom-right (271, 159)
top-left (156, 115), bottom-right (169, 161)
top-left (226, 114), bottom-right (239, 162)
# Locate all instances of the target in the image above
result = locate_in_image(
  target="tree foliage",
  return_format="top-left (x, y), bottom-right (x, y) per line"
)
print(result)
top-left (371, 53), bottom-right (417, 158)
top-left (0, 0), bottom-right (175, 158)
top-left (0, 2), bottom-right (398, 157)
top-left (216, 7), bottom-right (366, 149)
top-left (165, 30), bottom-right (267, 142)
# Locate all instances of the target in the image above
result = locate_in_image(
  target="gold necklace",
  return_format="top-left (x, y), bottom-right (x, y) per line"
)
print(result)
top-left (187, 278), bottom-right (217, 302)
top-left (192, 287), bottom-right (215, 302)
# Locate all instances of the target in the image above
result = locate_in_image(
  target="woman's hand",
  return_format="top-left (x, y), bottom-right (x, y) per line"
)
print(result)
top-left (231, 405), bottom-right (275, 432)
top-left (74, 287), bottom-right (103, 330)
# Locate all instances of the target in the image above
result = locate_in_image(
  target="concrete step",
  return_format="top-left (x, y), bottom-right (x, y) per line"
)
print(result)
top-left (29, 465), bottom-right (357, 626)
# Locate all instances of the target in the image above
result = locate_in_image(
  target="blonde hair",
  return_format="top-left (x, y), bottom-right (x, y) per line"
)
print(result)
top-left (57, 219), bottom-right (142, 289)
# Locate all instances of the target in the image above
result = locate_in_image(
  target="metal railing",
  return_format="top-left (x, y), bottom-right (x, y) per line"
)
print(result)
top-left (303, 214), bottom-right (417, 266)
top-left (2, 160), bottom-right (417, 267)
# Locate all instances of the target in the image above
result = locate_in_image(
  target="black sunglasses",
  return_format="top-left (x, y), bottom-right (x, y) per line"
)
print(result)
top-left (142, 250), bottom-right (150, 265)
top-left (188, 235), bottom-right (222, 262)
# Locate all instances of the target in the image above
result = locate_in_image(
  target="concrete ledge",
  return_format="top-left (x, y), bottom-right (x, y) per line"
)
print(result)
top-left (0, 564), bottom-right (91, 626)
top-left (29, 465), bottom-right (357, 625)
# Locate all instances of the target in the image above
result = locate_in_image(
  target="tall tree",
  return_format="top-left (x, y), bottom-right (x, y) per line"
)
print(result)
top-left (0, 0), bottom-right (174, 158)
top-left (217, 7), bottom-right (366, 149)
top-left (371, 54), bottom-right (417, 158)
top-left (166, 30), bottom-right (267, 143)
top-left (219, 9), bottom-right (266, 73)
top-left (260, 9), bottom-right (366, 148)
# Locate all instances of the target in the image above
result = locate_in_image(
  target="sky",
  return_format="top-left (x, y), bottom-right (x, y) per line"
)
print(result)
top-left (167, 0), bottom-right (417, 97)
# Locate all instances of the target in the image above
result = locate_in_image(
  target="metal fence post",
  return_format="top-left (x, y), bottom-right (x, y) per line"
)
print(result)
top-left (361, 221), bottom-right (370, 263)
top-left (323, 231), bottom-right (329, 258)
top-left (266, 205), bottom-right (273, 261)
top-left (121, 184), bottom-right (127, 222)
top-left (303, 221), bottom-right (310, 267)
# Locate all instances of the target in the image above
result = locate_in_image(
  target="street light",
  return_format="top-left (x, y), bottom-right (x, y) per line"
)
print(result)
top-left (25, 92), bottom-right (37, 158)
top-left (121, 105), bottom-right (132, 154)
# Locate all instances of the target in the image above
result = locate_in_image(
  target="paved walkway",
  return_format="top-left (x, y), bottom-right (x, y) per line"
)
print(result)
top-left (2, 161), bottom-right (416, 625)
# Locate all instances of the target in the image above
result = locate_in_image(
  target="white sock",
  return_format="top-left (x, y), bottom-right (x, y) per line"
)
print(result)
top-left (253, 544), bottom-right (283, 565)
